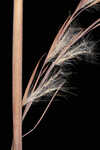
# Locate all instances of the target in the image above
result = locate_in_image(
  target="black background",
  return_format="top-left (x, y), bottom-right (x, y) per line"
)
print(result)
top-left (4, 0), bottom-right (100, 149)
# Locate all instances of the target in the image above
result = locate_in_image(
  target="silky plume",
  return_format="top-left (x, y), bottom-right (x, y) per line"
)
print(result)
top-left (22, 0), bottom-right (100, 136)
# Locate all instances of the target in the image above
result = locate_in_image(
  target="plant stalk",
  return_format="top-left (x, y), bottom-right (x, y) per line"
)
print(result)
top-left (12, 0), bottom-right (23, 150)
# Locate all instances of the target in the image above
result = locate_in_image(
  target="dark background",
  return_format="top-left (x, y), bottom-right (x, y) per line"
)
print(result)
top-left (5, 0), bottom-right (100, 149)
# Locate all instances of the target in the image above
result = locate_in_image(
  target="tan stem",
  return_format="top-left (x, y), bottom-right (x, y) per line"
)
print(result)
top-left (12, 0), bottom-right (23, 150)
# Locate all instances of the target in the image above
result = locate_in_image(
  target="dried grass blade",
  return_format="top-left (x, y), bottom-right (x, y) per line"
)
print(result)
top-left (22, 54), bottom-right (45, 103)
top-left (22, 54), bottom-right (45, 120)
top-left (22, 82), bottom-right (65, 137)
top-left (46, 16), bottom-right (71, 61)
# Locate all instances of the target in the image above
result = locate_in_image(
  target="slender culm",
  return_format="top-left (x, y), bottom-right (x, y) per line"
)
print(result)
top-left (12, 0), bottom-right (23, 150)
